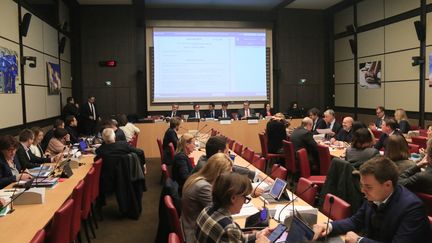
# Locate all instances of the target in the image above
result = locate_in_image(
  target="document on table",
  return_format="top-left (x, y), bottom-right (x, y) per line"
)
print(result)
top-left (232, 201), bottom-right (259, 218)
top-left (316, 128), bottom-right (332, 134)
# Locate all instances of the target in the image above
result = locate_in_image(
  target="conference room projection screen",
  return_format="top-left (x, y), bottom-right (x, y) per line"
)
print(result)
top-left (151, 28), bottom-right (269, 103)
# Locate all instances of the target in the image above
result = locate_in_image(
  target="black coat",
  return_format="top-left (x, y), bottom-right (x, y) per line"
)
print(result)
top-left (162, 128), bottom-right (178, 165)
top-left (290, 127), bottom-right (319, 165)
top-left (312, 118), bottom-right (327, 134)
top-left (16, 143), bottom-right (50, 170)
top-left (0, 153), bottom-right (22, 189)
top-left (62, 103), bottom-right (79, 118)
top-left (374, 130), bottom-right (403, 151)
top-left (65, 125), bottom-right (80, 144)
top-left (216, 109), bottom-right (231, 119)
top-left (266, 119), bottom-right (287, 153)
top-left (95, 141), bottom-right (145, 164)
top-left (172, 152), bottom-right (193, 194)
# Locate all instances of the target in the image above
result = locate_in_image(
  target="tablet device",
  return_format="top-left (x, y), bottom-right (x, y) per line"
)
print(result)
top-left (245, 208), bottom-right (269, 229)
top-left (269, 178), bottom-right (288, 200)
top-left (268, 224), bottom-right (287, 243)
top-left (79, 140), bottom-right (88, 151)
top-left (286, 216), bottom-right (314, 242)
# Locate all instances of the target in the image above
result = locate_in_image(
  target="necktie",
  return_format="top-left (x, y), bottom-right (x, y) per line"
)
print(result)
top-left (212, 111), bottom-right (214, 118)
top-left (245, 109), bottom-right (249, 117)
top-left (91, 104), bottom-right (96, 120)
top-left (196, 112), bottom-right (199, 118)
top-left (223, 110), bottom-right (226, 118)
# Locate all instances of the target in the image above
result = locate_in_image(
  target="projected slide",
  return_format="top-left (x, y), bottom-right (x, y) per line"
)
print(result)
top-left (153, 28), bottom-right (267, 103)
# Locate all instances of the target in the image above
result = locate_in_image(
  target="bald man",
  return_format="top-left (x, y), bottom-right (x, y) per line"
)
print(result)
top-left (290, 117), bottom-right (319, 171)
top-left (334, 116), bottom-right (354, 142)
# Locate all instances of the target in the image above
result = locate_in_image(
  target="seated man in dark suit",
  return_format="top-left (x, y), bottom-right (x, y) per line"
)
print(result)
top-left (216, 102), bottom-right (231, 119)
top-left (16, 129), bottom-right (61, 170)
top-left (40, 119), bottom-right (64, 151)
top-left (334, 116), bottom-right (354, 143)
top-left (372, 106), bottom-right (386, 129)
top-left (99, 119), bottom-right (127, 142)
top-left (374, 118), bottom-right (402, 151)
top-left (205, 103), bottom-right (217, 118)
top-left (166, 103), bottom-right (181, 118)
top-left (162, 117), bottom-right (180, 165)
top-left (290, 117), bottom-right (319, 170)
top-left (313, 156), bottom-right (430, 242)
top-left (65, 115), bottom-right (80, 144)
top-left (266, 113), bottom-right (288, 154)
top-left (308, 107), bottom-right (326, 135)
top-left (323, 109), bottom-right (342, 138)
top-left (237, 100), bottom-right (255, 120)
top-left (190, 104), bottom-right (204, 119)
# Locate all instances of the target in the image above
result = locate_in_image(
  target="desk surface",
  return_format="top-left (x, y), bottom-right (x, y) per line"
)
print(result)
top-left (0, 155), bottom-right (94, 242)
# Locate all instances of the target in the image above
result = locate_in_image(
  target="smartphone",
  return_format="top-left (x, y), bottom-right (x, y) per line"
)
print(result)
top-left (267, 224), bottom-right (287, 243)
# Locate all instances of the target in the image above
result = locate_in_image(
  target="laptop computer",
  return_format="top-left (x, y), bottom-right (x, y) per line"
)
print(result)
top-left (261, 178), bottom-right (290, 203)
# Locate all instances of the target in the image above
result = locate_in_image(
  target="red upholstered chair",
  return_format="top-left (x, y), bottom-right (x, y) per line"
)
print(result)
top-left (251, 157), bottom-right (266, 172)
top-left (297, 149), bottom-right (326, 186)
top-left (168, 143), bottom-right (175, 162)
top-left (70, 180), bottom-right (85, 242)
top-left (258, 132), bottom-right (284, 171)
top-left (129, 134), bottom-right (138, 147)
top-left (233, 142), bottom-right (243, 155)
top-left (419, 129), bottom-right (428, 137)
top-left (168, 232), bottom-right (181, 243)
top-left (48, 198), bottom-right (75, 243)
top-left (157, 138), bottom-right (164, 163)
top-left (296, 177), bottom-right (317, 206)
top-left (81, 167), bottom-right (96, 241)
top-left (282, 140), bottom-right (297, 174)
top-left (408, 143), bottom-right (420, 154)
top-left (416, 192), bottom-right (432, 216)
top-left (91, 159), bottom-right (103, 228)
top-left (29, 229), bottom-right (45, 243)
top-left (270, 164), bottom-right (287, 180)
top-left (317, 144), bottom-right (332, 175)
top-left (322, 193), bottom-right (351, 221)
top-left (227, 138), bottom-right (235, 150)
top-left (371, 129), bottom-right (382, 140)
top-left (411, 136), bottom-right (428, 149)
top-left (410, 124), bottom-right (419, 131)
top-left (252, 154), bottom-right (261, 163)
top-left (210, 128), bottom-right (218, 137)
top-left (241, 147), bottom-right (255, 163)
top-left (164, 195), bottom-right (184, 243)
top-left (161, 164), bottom-right (171, 182)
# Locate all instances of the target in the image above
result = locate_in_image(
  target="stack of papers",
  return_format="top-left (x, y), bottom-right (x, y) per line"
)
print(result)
top-left (232, 201), bottom-right (259, 218)
top-left (273, 205), bottom-right (317, 222)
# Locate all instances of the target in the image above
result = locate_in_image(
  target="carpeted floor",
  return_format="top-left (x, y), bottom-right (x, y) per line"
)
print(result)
top-left (91, 158), bottom-right (162, 243)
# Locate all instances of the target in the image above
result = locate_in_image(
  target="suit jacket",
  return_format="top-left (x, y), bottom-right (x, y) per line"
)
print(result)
top-left (16, 143), bottom-right (50, 170)
top-left (328, 120), bottom-right (342, 136)
top-left (80, 102), bottom-right (99, 121)
top-left (260, 109), bottom-right (273, 118)
top-left (62, 103), bottom-right (79, 118)
top-left (266, 119), bottom-right (287, 153)
top-left (399, 165), bottom-right (432, 194)
top-left (0, 153), bottom-right (22, 189)
top-left (290, 127), bottom-right (319, 164)
top-left (331, 185), bottom-right (430, 243)
top-left (189, 111), bottom-right (204, 119)
top-left (115, 128), bottom-right (127, 142)
top-left (216, 109), bottom-right (231, 119)
top-left (65, 125), bottom-right (79, 144)
top-left (374, 117), bottom-right (385, 128)
top-left (335, 129), bottom-right (353, 142)
top-left (397, 120), bottom-right (411, 134)
top-left (205, 110), bottom-right (217, 118)
top-left (172, 152), bottom-right (193, 194)
top-left (374, 130), bottom-right (403, 151)
top-left (162, 128), bottom-right (178, 165)
top-left (166, 110), bottom-right (181, 118)
top-left (95, 141), bottom-right (145, 164)
top-left (237, 108), bottom-right (255, 119)
top-left (312, 118), bottom-right (327, 135)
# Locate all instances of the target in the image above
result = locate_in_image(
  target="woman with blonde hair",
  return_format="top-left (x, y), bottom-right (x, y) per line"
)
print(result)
top-left (394, 108), bottom-right (410, 133)
top-left (172, 133), bottom-right (195, 194)
top-left (181, 153), bottom-right (233, 242)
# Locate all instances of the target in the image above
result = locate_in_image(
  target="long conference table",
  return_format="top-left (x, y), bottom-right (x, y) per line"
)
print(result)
top-left (0, 155), bottom-right (95, 242)
top-left (136, 119), bottom-right (302, 158)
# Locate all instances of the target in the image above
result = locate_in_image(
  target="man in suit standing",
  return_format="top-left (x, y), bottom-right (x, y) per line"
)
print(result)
top-left (323, 109), bottom-right (342, 137)
top-left (313, 156), bottom-right (430, 243)
top-left (190, 104), bottom-right (203, 119)
top-left (290, 117), bottom-right (319, 170)
top-left (308, 107), bottom-right (326, 134)
top-left (205, 103), bottom-right (216, 118)
top-left (237, 101), bottom-right (255, 120)
top-left (81, 96), bottom-right (99, 135)
top-left (374, 118), bottom-right (402, 151)
top-left (217, 102), bottom-right (231, 119)
top-left (166, 103), bottom-right (180, 118)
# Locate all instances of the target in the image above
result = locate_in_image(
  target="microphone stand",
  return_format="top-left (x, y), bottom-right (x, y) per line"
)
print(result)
top-left (276, 183), bottom-right (317, 222)
top-left (324, 196), bottom-right (335, 243)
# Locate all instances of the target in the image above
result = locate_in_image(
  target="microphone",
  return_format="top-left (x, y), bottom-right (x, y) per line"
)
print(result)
top-left (276, 183), bottom-right (318, 222)
top-left (1, 180), bottom-right (33, 214)
top-left (34, 163), bottom-right (47, 187)
top-left (324, 196), bottom-right (335, 243)
top-left (252, 172), bottom-right (272, 197)
top-left (194, 124), bottom-right (208, 138)
top-left (5, 168), bottom-right (28, 214)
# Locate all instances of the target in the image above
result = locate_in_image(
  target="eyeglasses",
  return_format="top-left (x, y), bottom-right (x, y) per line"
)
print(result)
top-left (243, 195), bottom-right (252, 204)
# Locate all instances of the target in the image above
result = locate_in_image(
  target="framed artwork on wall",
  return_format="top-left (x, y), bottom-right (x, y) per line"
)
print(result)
top-left (358, 60), bottom-right (381, 89)
top-left (0, 46), bottom-right (19, 94)
top-left (47, 62), bottom-right (61, 95)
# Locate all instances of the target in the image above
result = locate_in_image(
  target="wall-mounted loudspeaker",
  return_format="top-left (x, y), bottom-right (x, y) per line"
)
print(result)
top-left (349, 39), bottom-right (357, 55)
top-left (414, 21), bottom-right (425, 41)
top-left (20, 13), bottom-right (32, 37)
top-left (59, 37), bottom-right (67, 54)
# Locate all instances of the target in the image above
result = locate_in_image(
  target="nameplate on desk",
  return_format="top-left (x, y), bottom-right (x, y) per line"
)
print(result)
top-left (13, 187), bottom-right (45, 205)
top-left (220, 120), bottom-right (232, 125)
top-left (247, 119), bottom-right (259, 124)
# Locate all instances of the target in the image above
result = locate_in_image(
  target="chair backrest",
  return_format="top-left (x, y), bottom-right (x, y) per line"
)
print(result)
top-left (129, 134), bottom-right (138, 147)
top-left (168, 142), bottom-right (175, 161)
top-left (322, 193), bottom-right (351, 221)
top-left (227, 138), bottom-right (235, 150)
top-left (233, 142), bottom-right (243, 155)
top-left (49, 198), bottom-right (75, 243)
top-left (251, 157), bottom-right (266, 172)
top-left (416, 192), bottom-right (432, 216)
top-left (411, 136), bottom-right (428, 149)
top-left (408, 143), bottom-right (420, 154)
top-left (419, 129), bottom-right (428, 137)
top-left (81, 167), bottom-right (95, 219)
top-left (92, 158), bottom-right (103, 202)
top-left (168, 232), bottom-right (181, 243)
top-left (157, 138), bottom-right (164, 163)
top-left (317, 144), bottom-right (332, 175)
top-left (296, 177), bottom-right (317, 206)
top-left (270, 164), bottom-right (287, 180)
top-left (258, 132), bottom-right (268, 157)
top-left (241, 147), bottom-right (255, 163)
top-left (70, 180), bottom-right (84, 241)
top-left (297, 148), bottom-right (311, 178)
top-left (371, 129), bottom-right (382, 139)
top-left (410, 124), bottom-right (419, 131)
top-left (164, 195), bottom-right (184, 242)
top-left (252, 154), bottom-right (261, 163)
top-left (161, 164), bottom-right (171, 182)
top-left (282, 140), bottom-right (296, 173)
top-left (30, 229), bottom-right (45, 243)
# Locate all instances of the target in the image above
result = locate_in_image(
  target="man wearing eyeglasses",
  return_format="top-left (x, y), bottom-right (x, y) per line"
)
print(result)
top-left (373, 106), bottom-right (386, 129)
top-left (313, 156), bottom-right (430, 243)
